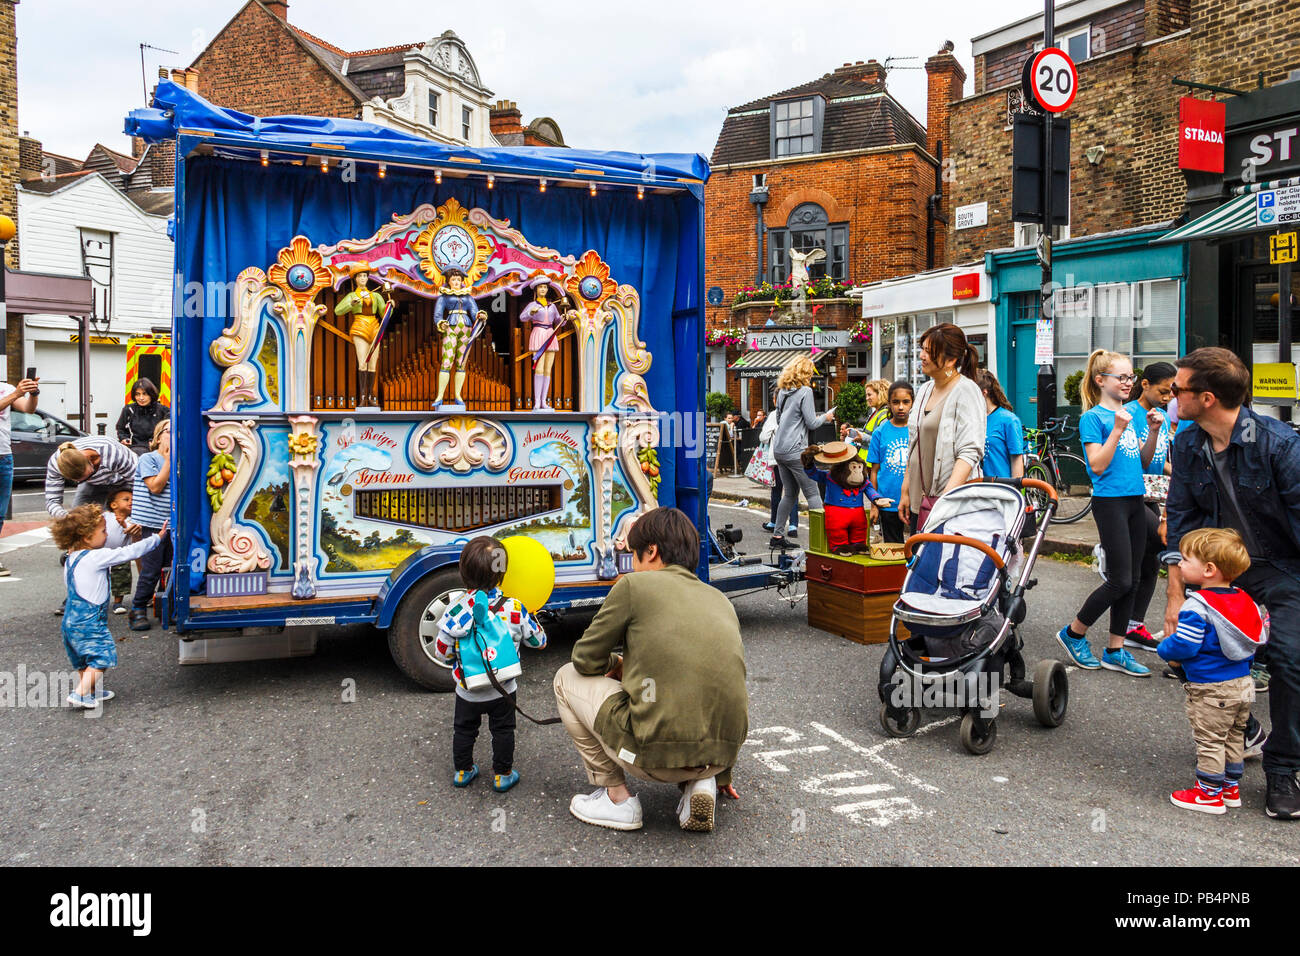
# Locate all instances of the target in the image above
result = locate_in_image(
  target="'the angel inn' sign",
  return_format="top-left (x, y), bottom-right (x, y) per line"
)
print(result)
top-left (747, 328), bottom-right (851, 350)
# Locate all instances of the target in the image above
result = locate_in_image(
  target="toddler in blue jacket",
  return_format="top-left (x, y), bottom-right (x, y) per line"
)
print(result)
top-left (1157, 528), bottom-right (1267, 815)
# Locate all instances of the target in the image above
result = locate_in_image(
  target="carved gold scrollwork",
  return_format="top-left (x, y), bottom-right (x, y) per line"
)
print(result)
top-left (409, 416), bottom-right (513, 474)
top-left (207, 420), bottom-right (272, 574)
top-left (606, 286), bottom-right (651, 374)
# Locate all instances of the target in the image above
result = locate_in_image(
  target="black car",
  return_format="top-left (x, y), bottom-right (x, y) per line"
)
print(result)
top-left (11, 408), bottom-right (85, 482)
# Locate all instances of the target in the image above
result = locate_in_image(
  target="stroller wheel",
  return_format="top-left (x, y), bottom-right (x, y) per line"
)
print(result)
top-left (959, 712), bottom-right (997, 755)
top-left (879, 704), bottom-right (921, 738)
top-left (1032, 659), bottom-right (1069, 727)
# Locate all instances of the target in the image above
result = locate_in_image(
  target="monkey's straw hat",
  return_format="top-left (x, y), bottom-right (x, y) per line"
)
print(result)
top-left (814, 441), bottom-right (856, 466)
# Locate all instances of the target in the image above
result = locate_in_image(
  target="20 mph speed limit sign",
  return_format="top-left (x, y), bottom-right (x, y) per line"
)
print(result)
top-left (1022, 48), bottom-right (1078, 112)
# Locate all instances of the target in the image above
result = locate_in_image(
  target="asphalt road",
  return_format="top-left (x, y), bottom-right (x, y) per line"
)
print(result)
top-left (0, 499), bottom-right (1293, 866)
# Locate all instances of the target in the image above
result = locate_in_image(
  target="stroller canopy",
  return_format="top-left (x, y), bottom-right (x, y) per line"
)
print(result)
top-left (902, 484), bottom-right (1026, 619)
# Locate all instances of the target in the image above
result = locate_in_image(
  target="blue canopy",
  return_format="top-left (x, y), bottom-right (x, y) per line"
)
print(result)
top-left (123, 81), bottom-right (711, 600)
top-left (125, 80), bottom-right (709, 193)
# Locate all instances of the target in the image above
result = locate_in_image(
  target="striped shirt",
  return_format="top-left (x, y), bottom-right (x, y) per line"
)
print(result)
top-left (130, 451), bottom-right (170, 529)
top-left (44, 436), bottom-right (139, 518)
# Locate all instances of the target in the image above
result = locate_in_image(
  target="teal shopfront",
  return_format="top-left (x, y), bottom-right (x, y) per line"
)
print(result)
top-left (986, 227), bottom-right (1190, 424)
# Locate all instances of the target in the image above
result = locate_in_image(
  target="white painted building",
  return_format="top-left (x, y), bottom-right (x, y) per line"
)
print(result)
top-left (358, 32), bottom-right (499, 147)
top-left (15, 172), bottom-right (173, 433)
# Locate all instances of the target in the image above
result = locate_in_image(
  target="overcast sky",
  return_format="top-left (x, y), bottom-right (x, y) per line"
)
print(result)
top-left (18, 0), bottom-right (1041, 161)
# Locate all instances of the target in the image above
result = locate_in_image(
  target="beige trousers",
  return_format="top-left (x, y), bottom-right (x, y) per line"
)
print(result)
top-left (1184, 675), bottom-right (1255, 777)
top-left (553, 663), bottom-right (724, 788)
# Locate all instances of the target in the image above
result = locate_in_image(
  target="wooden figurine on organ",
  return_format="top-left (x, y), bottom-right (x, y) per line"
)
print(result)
top-left (433, 268), bottom-right (488, 410)
top-left (520, 282), bottom-right (577, 410)
top-left (333, 263), bottom-right (388, 408)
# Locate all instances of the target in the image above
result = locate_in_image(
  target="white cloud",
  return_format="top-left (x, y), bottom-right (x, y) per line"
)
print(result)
top-left (18, 0), bottom-right (1036, 160)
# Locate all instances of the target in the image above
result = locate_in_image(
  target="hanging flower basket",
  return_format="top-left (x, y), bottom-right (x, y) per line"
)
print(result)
top-left (706, 327), bottom-right (746, 349)
top-left (848, 318), bottom-right (873, 346)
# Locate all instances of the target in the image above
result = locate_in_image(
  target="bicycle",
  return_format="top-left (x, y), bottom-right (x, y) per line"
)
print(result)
top-left (1022, 416), bottom-right (1093, 524)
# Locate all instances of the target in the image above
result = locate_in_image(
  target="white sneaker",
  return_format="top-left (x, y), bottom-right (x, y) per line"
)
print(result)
top-left (569, 788), bottom-right (643, 831)
top-left (677, 776), bottom-right (717, 832)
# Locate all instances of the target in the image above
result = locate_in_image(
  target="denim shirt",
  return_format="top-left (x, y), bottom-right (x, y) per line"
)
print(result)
top-left (1165, 407), bottom-right (1300, 578)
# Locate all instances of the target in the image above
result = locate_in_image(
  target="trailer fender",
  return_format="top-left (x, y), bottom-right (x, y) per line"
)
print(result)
top-left (373, 544), bottom-right (465, 630)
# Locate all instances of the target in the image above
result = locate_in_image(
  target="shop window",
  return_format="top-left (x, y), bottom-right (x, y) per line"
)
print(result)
top-left (1133, 280), bottom-right (1180, 355)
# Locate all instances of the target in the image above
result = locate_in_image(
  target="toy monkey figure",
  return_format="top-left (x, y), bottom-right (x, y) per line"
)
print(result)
top-left (334, 263), bottom-right (387, 407)
top-left (519, 282), bottom-right (577, 410)
top-left (433, 268), bottom-right (488, 409)
top-left (802, 441), bottom-right (887, 555)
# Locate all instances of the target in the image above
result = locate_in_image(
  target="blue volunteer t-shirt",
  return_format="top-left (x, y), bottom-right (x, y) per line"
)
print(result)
top-left (1078, 405), bottom-right (1145, 497)
top-left (983, 406), bottom-right (1025, 479)
top-left (1123, 399), bottom-right (1170, 476)
top-left (866, 421), bottom-right (910, 512)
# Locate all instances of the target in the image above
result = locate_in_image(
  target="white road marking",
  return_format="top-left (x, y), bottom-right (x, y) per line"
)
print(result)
top-left (753, 746), bottom-right (830, 772)
top-left (801, 770), bottom-right (893, 798)
top-left (744, 726), bottom-right (807, 745)
top-left (810, 720), bottom-right (952, 794)
top-left (0, 528), bottom-right (51, 555)
top-left (833, 797), bottom-right (926, 827)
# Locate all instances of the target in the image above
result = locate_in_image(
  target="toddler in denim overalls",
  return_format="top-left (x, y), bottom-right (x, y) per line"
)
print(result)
top-left (50, 504), bottom-right (166, 709)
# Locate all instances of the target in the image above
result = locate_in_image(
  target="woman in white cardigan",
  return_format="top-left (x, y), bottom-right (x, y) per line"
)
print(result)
top-left (898, 324), bottom-right (986, 532)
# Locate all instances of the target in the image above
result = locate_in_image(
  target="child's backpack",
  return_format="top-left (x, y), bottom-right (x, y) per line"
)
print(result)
top-left (457, 591), bottom-right (522, 691)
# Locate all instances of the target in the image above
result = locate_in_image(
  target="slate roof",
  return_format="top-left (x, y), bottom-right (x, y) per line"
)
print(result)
top-left (712, 73), bottom-right (929, 166)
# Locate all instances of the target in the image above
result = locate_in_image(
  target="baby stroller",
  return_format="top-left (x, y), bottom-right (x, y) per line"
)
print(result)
top-left (877, 477), bottom-right (1068, 754)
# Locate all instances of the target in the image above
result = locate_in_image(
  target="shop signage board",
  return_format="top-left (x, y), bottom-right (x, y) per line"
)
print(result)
top-left (1252, 362), bottom-right (1298, 402)
top-left (1178, 97), bottom-right (1226, 173)
top-left (952, 273), bottom-right (981, 300)
top-left (746, 328), bottom-right (851, 350)
top-left (1257, 186), bottom-right (1300, 227)
top-left (1271, 232), bottom-right (1298, 265)
top-left (954, 202), bottom-right (988, 230)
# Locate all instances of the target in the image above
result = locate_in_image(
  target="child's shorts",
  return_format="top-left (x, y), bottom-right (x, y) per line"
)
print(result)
top-left (62, 620), bottom-right (117, 671)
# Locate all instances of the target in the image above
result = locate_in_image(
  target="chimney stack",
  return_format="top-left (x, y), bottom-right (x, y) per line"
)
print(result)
top-left (263, 1), bottom-right (289, 20)
top-left (18, 133), bottom-right (43, 180)
top-left (490, 99), bottom-right (523, 139)
top-left (925, 43), bottom-right (966, 269)
top-left (832, 58), bottom-right (887, 87)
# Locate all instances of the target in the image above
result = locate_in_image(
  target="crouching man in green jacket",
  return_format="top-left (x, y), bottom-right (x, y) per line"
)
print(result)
top-left (554, 507), bottom-right (749, 832)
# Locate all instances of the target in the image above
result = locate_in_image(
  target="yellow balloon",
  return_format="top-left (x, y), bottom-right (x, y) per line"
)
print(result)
top-left (498, 535), bottom-right (556, 613)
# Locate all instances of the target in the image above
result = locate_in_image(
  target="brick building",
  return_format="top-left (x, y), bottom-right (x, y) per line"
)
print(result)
top-left (187, 1), bottom-right (564, 149)
top-left (705, 51), bottom-right (965, 417)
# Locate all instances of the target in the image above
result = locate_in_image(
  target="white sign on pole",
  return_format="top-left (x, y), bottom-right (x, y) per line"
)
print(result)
top-left (1256, 185), bottom-right (1300, 227)
top-left (1035, 318), bottom-right (1055, 364)
top-left (954, 202), bottom-right (988, 230)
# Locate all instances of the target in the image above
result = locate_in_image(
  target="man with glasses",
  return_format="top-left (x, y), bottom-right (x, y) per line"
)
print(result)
top-left (1164, 347), bottom-right (1300, 820)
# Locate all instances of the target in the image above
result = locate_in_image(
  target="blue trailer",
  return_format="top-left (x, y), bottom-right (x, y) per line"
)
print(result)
top-left (124, 83), bottom-right (794, 689)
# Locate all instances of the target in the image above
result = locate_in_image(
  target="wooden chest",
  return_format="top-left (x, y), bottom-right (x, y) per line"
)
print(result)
top-left (807, 579), bottom-right (908, 646)
top-left (805, 552), bottom-right (907, 595)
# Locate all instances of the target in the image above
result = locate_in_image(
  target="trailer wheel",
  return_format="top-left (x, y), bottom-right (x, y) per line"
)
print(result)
top-left (387, 568), bottom-right (464, 692)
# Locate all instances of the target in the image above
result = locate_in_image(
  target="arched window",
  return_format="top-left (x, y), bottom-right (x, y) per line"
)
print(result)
top-left (769, 202), bottom-right (848, 285)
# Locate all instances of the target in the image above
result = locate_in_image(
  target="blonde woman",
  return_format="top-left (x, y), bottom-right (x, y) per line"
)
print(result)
top-left (1055, 349), bottom-right (1164, 677)
top-left (44, 436), bottom-right (139, 519)
top-left (842, 378), bottom-right (891, 452)
top-left (770, 355), bottom-right (836, 549)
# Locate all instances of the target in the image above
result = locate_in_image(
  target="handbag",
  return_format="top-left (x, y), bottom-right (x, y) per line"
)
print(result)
top-left (745, 443), bottom-right (775, 487)
top-left (1143, 473), bottom-right (1169, 503)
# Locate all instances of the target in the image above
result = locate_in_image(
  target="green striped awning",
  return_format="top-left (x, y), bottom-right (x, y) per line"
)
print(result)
top-left (728, 348), bottom-right (828, 379)
top-left (1152, 192), bottom-right (1263, 244)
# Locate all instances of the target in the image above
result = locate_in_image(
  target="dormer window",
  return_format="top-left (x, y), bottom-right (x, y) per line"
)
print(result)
top-left (771, 97), bottom-right (823, 158)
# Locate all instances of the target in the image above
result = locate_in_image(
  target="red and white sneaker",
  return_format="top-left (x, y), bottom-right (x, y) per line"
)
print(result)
top-left (1124, 624), bottom-right (1162, 652)
top-left (1220, 783), bottom-right (1242, 808)
top-left (1170, 785), bottom-right (1226, 815)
